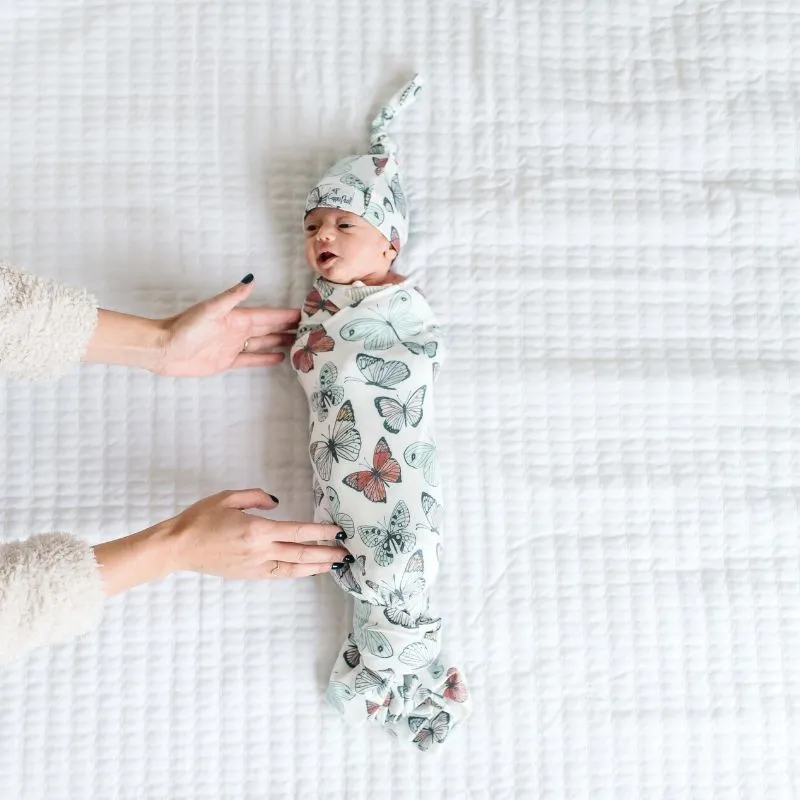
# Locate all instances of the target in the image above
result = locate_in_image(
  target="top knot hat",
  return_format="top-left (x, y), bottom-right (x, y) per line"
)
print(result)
top-left (304, 74), bottom-right (423, 254)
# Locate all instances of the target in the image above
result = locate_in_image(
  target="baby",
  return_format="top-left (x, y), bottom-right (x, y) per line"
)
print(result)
top-left (290, 75), bottom-right (471, 751)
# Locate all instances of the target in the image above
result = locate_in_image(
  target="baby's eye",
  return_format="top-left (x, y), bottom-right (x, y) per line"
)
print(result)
top-left (338, 223), bottom-right (353, 229)
top-left (305, 226), bottom-right (317, 233)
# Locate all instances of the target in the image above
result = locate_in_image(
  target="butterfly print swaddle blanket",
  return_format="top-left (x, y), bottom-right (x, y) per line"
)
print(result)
top-left (291, 277), bottom-right (471, 750)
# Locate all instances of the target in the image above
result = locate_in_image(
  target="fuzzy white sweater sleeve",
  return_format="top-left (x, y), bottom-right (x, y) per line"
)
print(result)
top-left (0, 263), bottom-right (105, 666)
top-left (0, 261), bottom-right (98, 381)
top-left (0, 534), bottom-right (106, 666)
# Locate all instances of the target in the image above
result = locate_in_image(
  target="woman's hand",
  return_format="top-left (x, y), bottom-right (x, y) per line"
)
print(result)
top-left (92, 489), bottom-right (350, 597)
top-left (152, 274), bottom-right (299, 377)
top-left (83, 274), bottom-right (300, 377)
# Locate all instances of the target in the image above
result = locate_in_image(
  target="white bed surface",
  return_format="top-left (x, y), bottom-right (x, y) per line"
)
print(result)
top-left (1, 0), bottom-right (800, 797)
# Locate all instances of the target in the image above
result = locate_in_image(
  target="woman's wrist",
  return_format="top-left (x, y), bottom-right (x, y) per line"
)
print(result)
top-left (82, 309), bottom-right (169, 372)
top-left (91, 518), bottom-right (180, 597)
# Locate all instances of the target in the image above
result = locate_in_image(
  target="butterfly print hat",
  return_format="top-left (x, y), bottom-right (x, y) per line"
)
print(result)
top-left (304, 73), bottom-right (423, 254)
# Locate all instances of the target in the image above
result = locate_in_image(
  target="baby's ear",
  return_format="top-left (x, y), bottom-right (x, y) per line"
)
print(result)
top-left (385, 244), bottom-right (399, 264)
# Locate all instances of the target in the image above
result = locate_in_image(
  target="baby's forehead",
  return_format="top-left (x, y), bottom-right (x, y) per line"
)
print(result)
top-left (304, 207), bottom-right (362, 224)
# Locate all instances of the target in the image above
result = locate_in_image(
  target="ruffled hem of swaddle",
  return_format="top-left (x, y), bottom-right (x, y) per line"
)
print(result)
top-left (326, 657), bottom-right (472, 752)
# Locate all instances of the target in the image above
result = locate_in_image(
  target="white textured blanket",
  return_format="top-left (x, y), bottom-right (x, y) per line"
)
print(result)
top-left (1, 0), bottom-right (799, 797)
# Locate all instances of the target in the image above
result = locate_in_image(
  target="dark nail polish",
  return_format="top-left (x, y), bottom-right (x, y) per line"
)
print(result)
top-left (268, 494), bottom-right (279, 504)
top-left (343, 554), bottom-right (355, 564)
top-left (241, 273), bottom-right (254, 284)
top-left (331, 562), bottom-right (344, 570)
top-left (335, 531), bottom-right (347, 541)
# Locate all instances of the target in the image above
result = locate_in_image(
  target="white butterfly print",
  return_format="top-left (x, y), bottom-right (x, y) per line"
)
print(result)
top-left (309, 400), bottom-right (361, 481)
top-left (374, 385), bottom-right (426, 434)
top-left (353, 599), bottom-right (393, 659)
top-left (346, 353), bottom-right (410, 389)
top-left (323, 486), bottom-right (355, 540)
top-left (366, 550), bottom-right (435, 629)
top-left (417, 492), bottom-right (443, 537)
top-left (310, 362), bottom-right (345, 422)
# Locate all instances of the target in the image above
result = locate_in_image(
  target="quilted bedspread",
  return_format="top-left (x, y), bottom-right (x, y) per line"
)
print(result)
top-left (1, 0), bottom-right (799, 797)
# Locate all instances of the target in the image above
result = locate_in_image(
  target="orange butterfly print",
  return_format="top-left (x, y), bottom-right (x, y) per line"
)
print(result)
top-left (343, 437), bottom-right (401, 503)
top-left (292, 326), bottom-right (335, 373)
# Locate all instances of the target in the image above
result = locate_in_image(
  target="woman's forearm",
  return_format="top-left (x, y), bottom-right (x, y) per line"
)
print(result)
top-left (92, 520), bottom-right (177, 597)
top-left (81, 309), bottom-right (167, 372)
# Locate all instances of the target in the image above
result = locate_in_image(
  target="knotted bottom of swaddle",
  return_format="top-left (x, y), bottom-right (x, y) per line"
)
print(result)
top-left (325, 599), bottom-right (471, 751)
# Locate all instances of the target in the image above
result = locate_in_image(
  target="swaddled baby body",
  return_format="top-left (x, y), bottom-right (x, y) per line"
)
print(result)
top-left (290, 75), bottom-right (471, 751)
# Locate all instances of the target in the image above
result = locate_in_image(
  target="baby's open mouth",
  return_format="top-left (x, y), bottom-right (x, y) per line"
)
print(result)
top-left (318, 251), bottom-right (338, 266)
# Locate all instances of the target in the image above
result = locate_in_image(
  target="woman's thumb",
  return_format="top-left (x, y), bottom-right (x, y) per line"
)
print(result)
top-left (210, 274), bottom-right (255, 316)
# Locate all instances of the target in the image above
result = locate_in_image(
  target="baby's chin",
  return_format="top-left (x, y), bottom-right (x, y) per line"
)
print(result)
top-left (309, 258), bottom-right (385, 285)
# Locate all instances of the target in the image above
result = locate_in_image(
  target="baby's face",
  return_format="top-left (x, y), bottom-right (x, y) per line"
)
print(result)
top-left (304, 208), bottom-right (397, 285)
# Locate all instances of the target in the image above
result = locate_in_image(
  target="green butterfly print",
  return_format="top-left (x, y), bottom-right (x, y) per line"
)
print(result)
top-left (346, 353), bottom-right (410, 389)
top-left (323, 487), bottom-right (355, 540)
top-left (374, 385), bottom-right (426, 434)
top-left (313, 478), bottom-right (324, 507)
top-left (354, 666), bottom-right (395, 697)
top-left (311, 362), bottom-right (345, 422)
top-left (358, 500), bottom-right (416, 567)
top-left (340, 290), bottom-right (423, 350)
top-left (364, 205), bottom-right (385, 227)
top-left (403, 340), bottom-right (438, 358)
top-left (389, 174), bottom-right (408, 218)
top-left (326, 681), bottom-right (356, 712)
top-left (409, 711), bottom-right (451, 751)
top-left (427, 659), bottom-right (445, 680)
top-left (404, 441), bottom-right (439, 487)
top-left (310, 400), bottom-right (361, 481)
top-left (354, 598), bottom-right (393, 658)
top-left (417, 492), bottom-right (443, 537)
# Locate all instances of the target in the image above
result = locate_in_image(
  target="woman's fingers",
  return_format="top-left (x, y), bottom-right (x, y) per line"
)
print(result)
top-left (263, 519), bottom-right (345, 543)
top-left (222, 488), bottom-right (280, 511)
top-left (262, 561), bottom-right (341, 579)
top-left (243, 333), bottom-right (296, 352)
top-left (238, 307), bottom-right (301, 335)
top-left (270, 542), bottom-right (348, 565)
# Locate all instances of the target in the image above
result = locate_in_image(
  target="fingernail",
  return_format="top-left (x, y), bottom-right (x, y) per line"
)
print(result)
top-left (335, 531), bottom-right (347, 541)
top-left (331, 562), bottom-right (344, 570)
top-left (268, 494), bottom-right (279, 504)
top-left (241, 273), bottom-right (254, 284)
top-left (343, 554), bottom-right (355, 564)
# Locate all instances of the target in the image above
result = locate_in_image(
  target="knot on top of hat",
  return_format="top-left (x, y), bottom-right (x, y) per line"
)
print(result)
top-left (368, 73), bottom-right (424, 155)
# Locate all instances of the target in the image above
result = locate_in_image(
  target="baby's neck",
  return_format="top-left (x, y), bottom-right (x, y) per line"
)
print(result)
top-left (360, 272), bottom-right (406, 286)
top-left (319, 272), bottom-right (406, 287)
